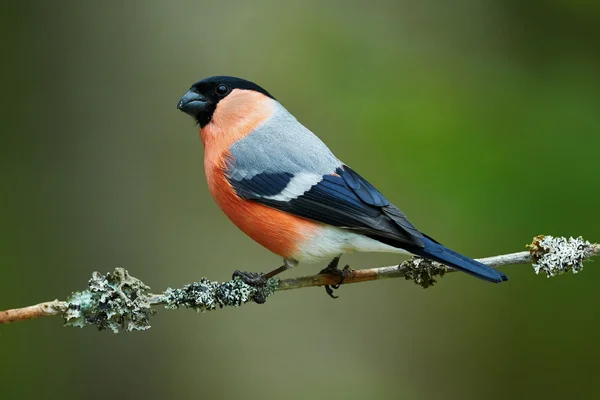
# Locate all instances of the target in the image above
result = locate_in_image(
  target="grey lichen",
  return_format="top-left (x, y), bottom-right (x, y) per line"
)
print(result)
top-left (64, 268), bottom-right (154, 333)
top-left (162, 278), bottom-right (221, 311)
top-left (48, 235), bottom-right (596, 333)
top-left (401, 257), bottom-right (447, 288)
top-left (162, 277), bottom-right (279, 311)
top-left (61, 268), bottom-right (280, 333)
top-left (530, 235), bottom-right (593, 277)
top-left (63, 268), bottom-right (279, 333)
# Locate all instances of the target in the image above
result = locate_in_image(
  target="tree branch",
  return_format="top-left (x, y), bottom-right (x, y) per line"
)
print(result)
top-left (0, 300), bottom-right (67, 324)
top-left (1, 235), bottom-right (598, 332)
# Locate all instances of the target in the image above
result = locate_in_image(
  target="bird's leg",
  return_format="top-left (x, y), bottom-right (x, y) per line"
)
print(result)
top-left (232, 259), bottom-right (298, 304)
top-left (318, 255), bottom-right (351, 299)
top-left (233, 258), bottom-right (298, 283)
top-left (264, 259), bottom-right (298, 279)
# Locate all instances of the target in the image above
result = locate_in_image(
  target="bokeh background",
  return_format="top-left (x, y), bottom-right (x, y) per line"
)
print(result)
top-left (1, 1), bottom-right (599, 399)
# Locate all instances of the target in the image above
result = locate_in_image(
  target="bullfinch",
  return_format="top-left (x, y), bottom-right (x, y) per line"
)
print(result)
top-left (177, 76), bottom-right (508, 298)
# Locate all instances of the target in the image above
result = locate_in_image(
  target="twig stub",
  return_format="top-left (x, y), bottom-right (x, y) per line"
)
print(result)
top-left (0, 300), bottom-right (66, 324)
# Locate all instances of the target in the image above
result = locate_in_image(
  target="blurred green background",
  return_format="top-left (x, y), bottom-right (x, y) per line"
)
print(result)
top-left (1, 1), bottom-right (599, 399)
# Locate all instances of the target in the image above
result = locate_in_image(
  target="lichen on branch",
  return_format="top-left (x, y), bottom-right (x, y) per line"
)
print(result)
top-left (1, 235), bottom-right (598, 332)
top-left (63, 270), bottom-right (279, 332)
top-left (528, 235), bottom-right (594, 277)
top-left (64, 269), bottom-right (155, 333)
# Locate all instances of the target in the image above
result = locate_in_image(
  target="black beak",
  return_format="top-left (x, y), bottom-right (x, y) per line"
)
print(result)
top-left (177, 90), bottom-right (209, 116)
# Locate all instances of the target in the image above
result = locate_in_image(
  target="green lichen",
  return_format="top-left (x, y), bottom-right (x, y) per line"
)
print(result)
top-left (162, 277), bottom-right (279, 311)
top-left (402, 258), bottom-right (447, 288)
top-left (61, 268), bottom-right (280, 333)
top-left (64, 268), bottom-right (154, 333)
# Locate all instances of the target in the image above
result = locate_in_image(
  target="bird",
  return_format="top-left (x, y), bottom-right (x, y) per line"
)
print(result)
top-left (177, 76), bottom-right (508, 299)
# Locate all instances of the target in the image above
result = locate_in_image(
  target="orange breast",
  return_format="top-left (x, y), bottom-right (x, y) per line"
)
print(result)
top-left (206, 160), bottom-right (317, 258)
top-left (200, 89), bottom-right (317, 259)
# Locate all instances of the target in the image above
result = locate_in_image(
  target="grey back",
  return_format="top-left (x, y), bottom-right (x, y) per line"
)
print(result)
top-left (227, 102), bottom-right (342, 179)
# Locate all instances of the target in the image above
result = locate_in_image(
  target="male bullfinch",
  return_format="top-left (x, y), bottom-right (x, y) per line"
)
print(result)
top-left (177, 76), bottom-right (508, 298)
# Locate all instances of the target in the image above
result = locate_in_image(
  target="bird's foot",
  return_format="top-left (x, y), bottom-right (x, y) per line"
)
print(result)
top-left (231, 270), bottom-right (268, 304)
top-left (319, 256), bottom-right (352, 299)
top-left (232, 270), bottom-right (266, 286)
top-left (232, 259), bottom-right (297, 304)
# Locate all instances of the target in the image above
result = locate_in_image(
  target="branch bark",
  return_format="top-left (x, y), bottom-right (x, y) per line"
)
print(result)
top-left (1, 235), bottom-right (598, 332)
top-left (0, 300), bottom-right (67, 324)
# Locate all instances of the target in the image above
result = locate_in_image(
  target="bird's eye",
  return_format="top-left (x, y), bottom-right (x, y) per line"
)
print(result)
top-left (215, 84), bottom-right (230, 96)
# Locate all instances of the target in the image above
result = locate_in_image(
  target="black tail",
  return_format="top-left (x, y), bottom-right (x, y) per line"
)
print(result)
top-left (412, 236), bottom-right (508, 283)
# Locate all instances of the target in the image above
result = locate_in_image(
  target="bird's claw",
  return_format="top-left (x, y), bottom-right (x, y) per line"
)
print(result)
top-left (232, 270), bottom-right (268, 304)
top-left (319, 257), bottom-right (352, 299)
top-left (232, 270), bottom-right (267, 286)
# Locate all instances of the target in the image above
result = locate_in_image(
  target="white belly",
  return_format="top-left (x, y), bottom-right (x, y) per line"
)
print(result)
top-left (292, 225), bottom-right (409, 263)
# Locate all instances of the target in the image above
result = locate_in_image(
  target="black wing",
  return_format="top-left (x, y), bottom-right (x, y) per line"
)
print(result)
top-left (228, 165), bottom-right (425, 249)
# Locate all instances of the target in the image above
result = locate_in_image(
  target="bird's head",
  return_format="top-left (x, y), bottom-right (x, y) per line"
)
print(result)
top-left (177, 76), bottom-right (274, 128)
